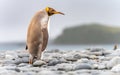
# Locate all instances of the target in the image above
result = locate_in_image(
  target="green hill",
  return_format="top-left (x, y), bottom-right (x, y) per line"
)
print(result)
top-left (54, 23), bottom-right (120, 44)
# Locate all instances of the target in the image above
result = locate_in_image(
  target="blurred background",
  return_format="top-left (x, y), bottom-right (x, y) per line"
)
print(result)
top-left (1, 0), bottom-right (120, 50)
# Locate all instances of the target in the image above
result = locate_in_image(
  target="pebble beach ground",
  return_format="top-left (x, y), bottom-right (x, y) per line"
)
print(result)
top-left (0, 48), bottom-right (120, 75)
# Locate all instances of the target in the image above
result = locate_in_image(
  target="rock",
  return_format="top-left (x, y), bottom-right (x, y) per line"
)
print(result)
top-left (59, 58), bottom-right (68, 63)
top-left (87, 48), bottom-right (105, 52)
top-left (102, 50), bottom-right (112, 56)
top-left (18, 53), bottom-right (29, 58)
top-left (23, 72), bottom-right (37, 75)
top-left (0, 70), bottom-right (17, 75)
top-left (77, 58), bottom-right (89, 63)
top-left (13, 57), bottom-right (29, 65)
top-left (3, 59), bottom-right (15, 64)
top-left (14, 58), bottom-right (23, 65)
top-left (64, 54), bottom-right (78, 61)
top-left (99, 71), bottom-right (119, 75)
top-left (51, 53), bottom-right (62, 59)
top-left (17, 63), bottom-right (29, 67)
top-left (47, 58), bottom-right (67, 66)
top-left (75, 63), bottom-right (92, 70)
top-left (67, 71), bottom-right (77, 75)
top-left (65, 56), bottom-right (77, 61)
top-left (57, 63), bottom-right (75, 71)
top-left (21, 57), bottom-right (29, 63)
top-left (48, 58), bottom-right (60, 66)
top-left (73, 54), bottom-right (81, 59)
top-left (14, 68), bottom-right (21, 72)
top-left (45, 49), bottom-right (60, 53)
top-left (98, 64), bottom-right (106, 70)
top-left (37, 70), bottom-right (57, 75)
top-left (42, 59), bottom-right (52, 64)
top-left (111, 64), bottom-right (120, 72)
top-left (5, 51), bottom-right (18, 60)
top-left (19, 67), bottom-right (41, 72)
top-left (88, 52), bottom-right (103, 56)
top-left (106, 56), bottom-right (120, 69)
top-left (33, 60), bottom-right (46, 66)
top-left (109, 49), bottom-right (120, 56)
top-left (88, 55), bottom-right (98, 59)
top-left (93, 64), bottom-right (98, 69)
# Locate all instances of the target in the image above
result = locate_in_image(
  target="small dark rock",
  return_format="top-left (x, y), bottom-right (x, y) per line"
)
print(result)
top-left (48, 58), bottom-right (60, 66)
top-left (15, 68), bottom-right (21, 72)
top-left (73, 54), bottom-right (81, 59)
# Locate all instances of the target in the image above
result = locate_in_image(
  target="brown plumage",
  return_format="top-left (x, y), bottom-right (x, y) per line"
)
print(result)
top-left (26, 7), bottom-right (64, 64)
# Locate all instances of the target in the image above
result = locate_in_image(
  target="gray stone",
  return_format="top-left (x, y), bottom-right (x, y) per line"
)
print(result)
top-left (111, 64), bottom-right (120, 72)
top-left (98, 64), bottom-right (106, 70)
top-left (99, 71), bottom-right (119, 75)
top-left (106, 56), bottom-right (120, 69)
top-left (73, 54), bottom-right (81, 59)
top-left (109, 49), bottom-right (120, 56)
top-left (48, 58), bottom-right (67, 66)
top-left (23, 72), bottom-right (37, 75)
top-left (14, 58), bottom-right (23, 64)
top-left (5, 51), bottom-right (18, 60)
top-left (37, 70), bottom-right (57, 75)
top-left (75, 63), bottom-right (92, 70)
top-left (57, 63), bottom-right (75, 71)
top-left (48, 58), bottom-right (61, 66)
top-left (64, 54), bottom-right (77, 61)
top-left (33, 60), bottom-right (46, 66)
top-left (21, 57), bottom-right (29, 63)
top-left (45, 49), bottom-right (60, 53)
top-left (88, 52), bottom-right (103, 56)
top-left (18, 53), bottom-right (29, 58)
top-left (77, 58), bottom-right (89, 63)
top-left (3, 59), bottom-right (15, 64)
top-left (88, 48), bottom-right (105, 52)
top-left (18, 63), bottom-right (29, 67)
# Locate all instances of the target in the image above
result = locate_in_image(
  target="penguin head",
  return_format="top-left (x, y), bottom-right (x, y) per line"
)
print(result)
top-left (45, 7), bottom-right (64, 16)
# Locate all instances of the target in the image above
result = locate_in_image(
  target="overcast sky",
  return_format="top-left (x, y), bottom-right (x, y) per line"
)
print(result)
top-left (1, 0), bottom-right (120, 42)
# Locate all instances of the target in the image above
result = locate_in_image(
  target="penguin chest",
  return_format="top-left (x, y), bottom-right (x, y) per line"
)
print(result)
top-left (40, 15), bottom-right (49, 30)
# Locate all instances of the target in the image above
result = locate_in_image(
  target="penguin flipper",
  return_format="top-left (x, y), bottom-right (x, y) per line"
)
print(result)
top-left (42, 28), bottom-right (48, 51)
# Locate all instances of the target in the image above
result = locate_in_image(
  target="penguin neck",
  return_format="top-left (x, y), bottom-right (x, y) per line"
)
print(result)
top-left (47, 18), bottom-right (50, 33)
top-left (40, 9), bottom-right (50, 32)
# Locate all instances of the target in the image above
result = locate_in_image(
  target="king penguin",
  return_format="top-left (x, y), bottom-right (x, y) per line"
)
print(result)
top-left (26, 7), bottom-right (64, 64)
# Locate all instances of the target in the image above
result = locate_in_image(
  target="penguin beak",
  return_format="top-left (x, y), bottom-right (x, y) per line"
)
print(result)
top-left (54, 11), bottom-right (65, 15)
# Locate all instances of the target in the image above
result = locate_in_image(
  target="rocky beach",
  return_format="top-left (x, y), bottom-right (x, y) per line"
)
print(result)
top-left (0, 48), bottom-right (120, 75)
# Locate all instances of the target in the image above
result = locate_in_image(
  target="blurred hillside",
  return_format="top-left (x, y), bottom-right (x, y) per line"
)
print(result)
top-left (54, 23), bottom-right (120, 44)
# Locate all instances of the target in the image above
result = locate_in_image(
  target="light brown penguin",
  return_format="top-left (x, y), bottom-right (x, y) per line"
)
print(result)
top-left (26, 7), bottom-right (64, 64)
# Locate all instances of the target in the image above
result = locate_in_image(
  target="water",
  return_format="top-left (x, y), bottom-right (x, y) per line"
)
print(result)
top-left (0, 43), bottom-right (116, 50)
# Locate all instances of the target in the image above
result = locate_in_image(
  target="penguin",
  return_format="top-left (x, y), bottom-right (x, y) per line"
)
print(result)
top-left (26, 7), bottom-right (64, 64)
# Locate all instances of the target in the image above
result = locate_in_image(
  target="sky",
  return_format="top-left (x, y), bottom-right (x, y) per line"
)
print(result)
top-left (1, 0), bottom-right (120, 42)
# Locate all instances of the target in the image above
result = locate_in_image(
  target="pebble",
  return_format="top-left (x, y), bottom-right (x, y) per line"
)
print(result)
top-left (77, 58), bottom-right (89, 63)
top-left (57, 63), bottom-right (75, 71)
top-left (75, 63), bottom-right (92, 70)
top-left (111, 64), bottom-right (120, 72)
top-left (37, 70), bottom-right (57, 75)
top-left (64, 54), bottom-right (78, 61)
top-left (33, 60), bottom-right (46, 66)
top-left (0, 49), bottom-right (120, 75)
top-left (17, 63), bottom-right (29, 67)
top-left (87, 48), bottom-right (105, 52)
top-left (106, 56), bottom-right (120, 69)
top-left (48, 58), bottom-right (61, 66)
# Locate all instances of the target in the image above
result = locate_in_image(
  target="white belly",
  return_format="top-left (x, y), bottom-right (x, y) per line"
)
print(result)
top-left (47, 19), bottom-right (50, 33)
